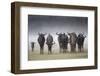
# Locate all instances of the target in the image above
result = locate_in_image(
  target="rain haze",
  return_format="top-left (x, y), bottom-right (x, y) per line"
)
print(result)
top-left (28, 15), bottom-right (88, 58)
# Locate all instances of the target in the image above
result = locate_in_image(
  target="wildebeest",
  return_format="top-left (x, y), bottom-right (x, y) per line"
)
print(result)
top-left (31, 42), bottom-right (35, 52)
top-left (56, 32), bottom-right (63, 53)
top-left (77, 33), bottom-right (86, 52)
top-left (46, 34), bottom-right (54, 54)
top-left (38, 33), bottom-right (46, 54)
top-left (61, 33), bottom-right (68, 53)
top-left (56, 33), bottom-right (68, 53)
top-left (68, 32), bottom-right (77, 52)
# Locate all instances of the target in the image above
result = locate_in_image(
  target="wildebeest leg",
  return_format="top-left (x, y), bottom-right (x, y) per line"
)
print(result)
top-left (78, 45), bottom-right (81, 52)
top-left (63, 45), bottom-right (67, 53)
top-left (80, 45), bottom-right (83, 52)
top-left (59, 47), bottom-right (62, 53)
top-left (81, 44), bottom-right (84, 52)
top-left (63, 49), bottom-right (64, 53)
top-left (63, 49), bottom-right (66, 53)
top-left (72, 45), bottom-right (74, 52)
top-left (59, 44), bottom-right (61, 53)
top-left (48, 46), bottom-right (50, 54)
top-left (70, 45), bottom-right (72, 52)
top-left (32, 47), bottom-right (34, 52)
top-left (50, 46), bottom-right (52, 54)
top-left (59, 47), bottom-right (61, 53)
top-left (40, 48), bottom-right (43, 54)
top-left (40, 45), bottom-right (44, 54)
top-left (82, 44), bottom-right (83, 48)
top-left (74, 44), bottom-right (76, 52)
top-left (48, 45), bottom-right (50, 54)
top-left (32, 48), bottom-right (33, 51)
top-left (48, 45), bottom-right (52, 54)
top-left (80, 47), bottom-right (82, 52)
top-left (71, 44), bottom-right (73, 52)
top-left (66, 44), bottom-right (68, 52)
top-left (40, 48), bottom-right (44, 54)
top-left (72, 44), bottom-right (76, 52)
top-left (59, 43), bottom-right (62, 53)
top-left (63, 44), bottom-right (67, 53)
top-left (71, 44), bottom-right (75, 52)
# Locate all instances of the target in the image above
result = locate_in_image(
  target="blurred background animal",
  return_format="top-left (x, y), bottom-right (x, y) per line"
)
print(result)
top-left (31, 42), bottom-right (35, 52)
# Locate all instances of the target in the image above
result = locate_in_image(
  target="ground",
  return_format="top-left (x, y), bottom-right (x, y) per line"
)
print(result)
top-left (28, 50), bottom-right (88, 61)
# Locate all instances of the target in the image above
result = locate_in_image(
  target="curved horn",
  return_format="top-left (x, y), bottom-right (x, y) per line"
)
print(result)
top-left (56, 32), bottom-right (59, 35)
top-left (67, 32), bottom-right (70, 35)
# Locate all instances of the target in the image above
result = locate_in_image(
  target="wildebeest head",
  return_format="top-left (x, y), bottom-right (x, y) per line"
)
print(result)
top-left (38, 33), bottom-right (46, 54)
top-left (56, 32), bottom-right (62, 36)
top-left (38, 33), bottom-right (46, 37)
top-left (77, 33), bottom-right (86, 44)
top-left (78, 33), bottom-right (86, 38)
top-left (38, 33), bottom-right (46, 46)
top-left (77, 33), bottom-right (86, 51)
top-left (68, 32), bottom-right (76, 36)
top-left (46, 33), bottom-right (53, 44)
top-left (56, 32), bottom-right (63, 42)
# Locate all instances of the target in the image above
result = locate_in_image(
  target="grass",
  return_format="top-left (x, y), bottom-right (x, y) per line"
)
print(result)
top-left (28, 50), bottom-right (88, 61)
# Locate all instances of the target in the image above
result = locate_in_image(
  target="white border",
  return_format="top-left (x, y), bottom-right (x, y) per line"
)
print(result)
top-left (20, 7), bottom-right (95, 70)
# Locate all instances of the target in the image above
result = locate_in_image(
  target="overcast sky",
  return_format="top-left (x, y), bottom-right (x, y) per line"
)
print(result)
top-left (28, 15), bottom-right (88, 34)
top-left (28, 15), bottom-right (88, 51)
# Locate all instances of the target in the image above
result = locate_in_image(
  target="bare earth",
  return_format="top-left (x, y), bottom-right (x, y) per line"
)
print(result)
top-left (28, 50), bottom-right (88, 61)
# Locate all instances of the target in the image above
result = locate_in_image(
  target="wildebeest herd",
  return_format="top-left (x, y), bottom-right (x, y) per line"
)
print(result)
top-left (31, 32), bottom-right (86, 54)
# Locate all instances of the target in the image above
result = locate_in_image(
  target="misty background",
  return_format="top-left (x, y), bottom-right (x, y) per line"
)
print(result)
top-left (28, 15), bottom-right (88, 53)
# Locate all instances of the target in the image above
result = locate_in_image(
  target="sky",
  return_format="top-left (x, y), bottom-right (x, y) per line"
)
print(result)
top-left (28, 15), bottom-right (88, 52)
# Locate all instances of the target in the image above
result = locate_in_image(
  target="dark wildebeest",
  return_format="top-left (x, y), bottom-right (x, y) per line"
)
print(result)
top-left (31, 42), bottom-right (35, 52)
top-left (61, 33), bottom-right (68, 53)
top-left (77, 33), bottom-right (86, 52)
top-left (56, 33), bottom-right (68, 53)
top-left (56, 32), bottom-right (63, 53)
top-left (68, 32), bottom-right (77, 52)
top-left (38, 33), bottom-right (46, 54)
top-left (46, 34), bottom-right (54, 54)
